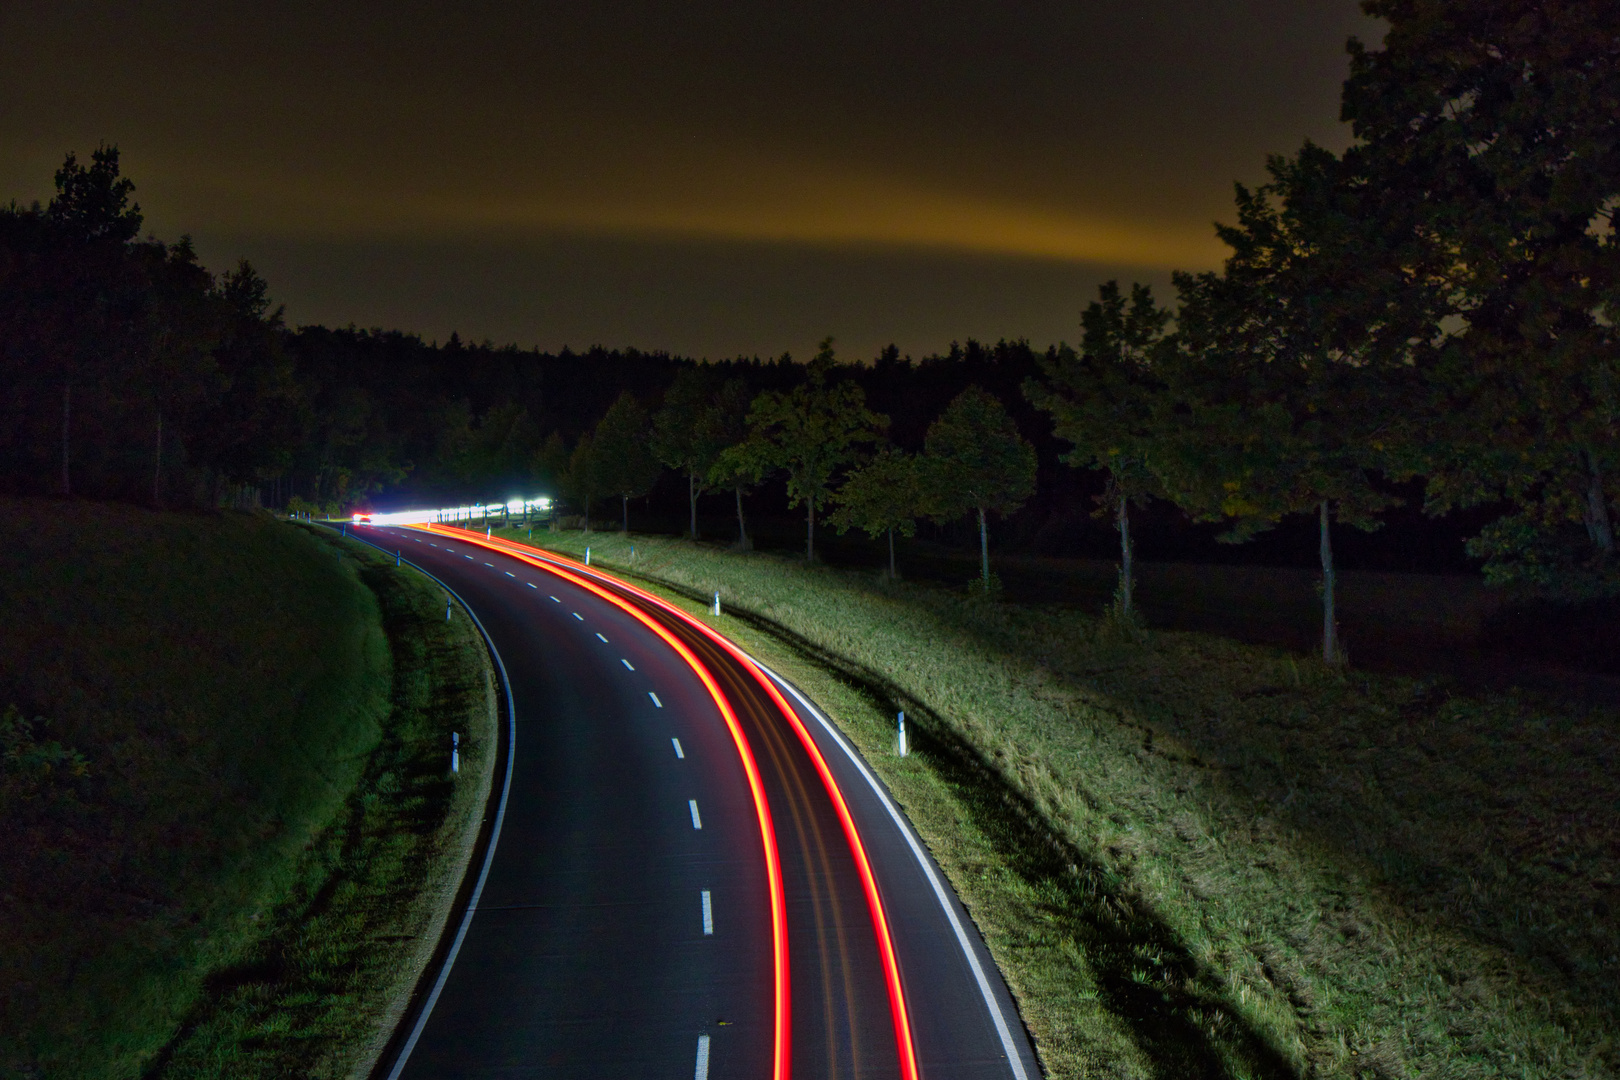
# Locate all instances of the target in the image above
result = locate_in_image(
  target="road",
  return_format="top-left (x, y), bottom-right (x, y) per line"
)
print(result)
top-left (352, 523), bottom-right (1040, 1080)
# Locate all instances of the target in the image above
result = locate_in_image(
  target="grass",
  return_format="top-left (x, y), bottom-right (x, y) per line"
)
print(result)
top-left (503, 525), bottom-right (1619, 1080)
top-left (0, 502), bottom-right (494, 1080)
top-left (143, 525), bottom-right (497, 1079)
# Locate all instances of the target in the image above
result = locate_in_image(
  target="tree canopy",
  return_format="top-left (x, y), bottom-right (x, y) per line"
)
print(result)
top-left (741, 339), bottom-right (888, 561)
top-left (923, 384), bottom-right (1037, 587)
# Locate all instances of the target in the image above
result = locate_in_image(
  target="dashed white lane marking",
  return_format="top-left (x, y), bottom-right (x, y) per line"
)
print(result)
top-left (596, 632), bottom-right (609, 643)
top-left (621, 658), bottom-right (635, 671)
top-left (649, 692), bottom-right (663, 708)
top-left (527, 582), bottom-right (537, 589)
top-left (671, 738), bottom-right (684, 759)
top-left (572, 612), bottom-right (584, 621)
top-left (484, 562), bottom-right (494, 567)
top-left (429, 543), bottom-right (438, 547)
top-left (465, 555), bottom-right (474, 560)
top-left (688, 800), bottom-right (702, 829)
top-left (701, 890), bottom-right (714, 935)
top-left (694, 1034), bottom-right (711, 1080)
top-left (549, 595), bottom-right (560, 603)
top-left (505, 571), bottom-right (515, 577)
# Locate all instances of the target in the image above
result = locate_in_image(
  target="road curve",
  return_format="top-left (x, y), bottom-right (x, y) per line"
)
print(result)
top-left (353, 523), bottom-right (1039, 1080)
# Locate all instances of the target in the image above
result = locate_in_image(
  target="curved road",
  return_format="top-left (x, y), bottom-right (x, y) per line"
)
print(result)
top-left (354, 523), bottom-right (1039, 1080)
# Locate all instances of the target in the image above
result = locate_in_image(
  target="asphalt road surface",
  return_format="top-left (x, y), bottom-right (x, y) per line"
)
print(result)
top-left (351, 523), bottom-right (1040, 1080)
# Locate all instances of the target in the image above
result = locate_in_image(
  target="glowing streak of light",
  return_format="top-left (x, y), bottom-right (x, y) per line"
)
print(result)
top-left (415, 523), bottom-right (792, 1080)
top-left (433, 524), bottom-right (920, 1080)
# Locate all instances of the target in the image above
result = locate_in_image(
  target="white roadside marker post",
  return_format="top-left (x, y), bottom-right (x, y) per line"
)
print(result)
top-left (585, 547), bottom-right (591, 565)
top-left (445, 595), bottom-right (452, 622)
top-left (396, 550), bottom-right (401, 566)
top-left (451, 731), bottom-right (459, 774)
top-left (713, 591), bottom-right (721, 617)
top-left (898, 710), bottom-right (908, 757)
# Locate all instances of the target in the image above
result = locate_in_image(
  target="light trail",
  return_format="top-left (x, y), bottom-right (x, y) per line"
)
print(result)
top-left (420, 522), bottom-right (920, 1080)
top-left (401, 523), bottom-right (792, 1080)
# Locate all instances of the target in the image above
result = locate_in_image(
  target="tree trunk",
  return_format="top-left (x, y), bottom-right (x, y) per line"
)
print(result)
top-left (1584, 454), bottom-right (1614, 555)
top-left (1320, 499), bottom-right (1340, 664)
top-left (806, 500), bottom-right (815, 562)
top-left (61, 381), bottom-right (71, 496)
top-left (735, 487), bottom-right (749, 548)
top-left (583, 495), bottom-right (591, 533)
top-left (887, 527), bottom-right (896, 579)
top-left (978, 506), bottom-right (989, 586)
top-left (1118, 492), bottom-right (1134, 619)
top-left (689, 472), bottom-right (699, 540)
top-left (152, 411), bottom-right (163, 506)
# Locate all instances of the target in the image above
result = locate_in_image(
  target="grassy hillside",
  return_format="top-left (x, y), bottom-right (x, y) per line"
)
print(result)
top-left (0, 503), bottom-right (493, 1080)
top-left (509, 527), bottom-right (1618, 1080)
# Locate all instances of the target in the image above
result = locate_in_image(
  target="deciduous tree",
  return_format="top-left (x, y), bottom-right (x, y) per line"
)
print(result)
top-left (1163, 146), bottom-right (1404, 663)
top-left (1026, 281), bottom-right (1171, 620)
top-left (830, 450), bottom-right (923, 578)
top-left (742, 339), bottom-right (887, 561)
top-left (1342, 0), bottom-right (1620, 594)
top-left (592, 391), bottom-right (661, 532)
top-left (922, 385), bottom-right (1036, 589)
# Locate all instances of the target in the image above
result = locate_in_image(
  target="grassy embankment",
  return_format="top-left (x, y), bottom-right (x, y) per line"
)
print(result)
top-left (0, 502), bottom-right (495, 1080)
top-left (503, 525), bottom-right (1618, 1080)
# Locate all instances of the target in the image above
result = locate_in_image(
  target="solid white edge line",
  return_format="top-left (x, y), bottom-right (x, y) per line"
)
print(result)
top-left (694, 1033), bottom-right (711, 1080)
top-left (328, 527), bottom-right (519, 1080)
top-left (702, 889), bottom-right (714, 935)
top-left (688, 799), bottom-right (702, 829)
top-left (447, 540), bottom-right (1027, 1075)
top-left (757, 663), bottom-right (1032, 1080)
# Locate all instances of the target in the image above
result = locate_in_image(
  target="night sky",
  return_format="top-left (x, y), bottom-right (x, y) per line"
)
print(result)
top-left (1, 1), bottom-right (1382, 360)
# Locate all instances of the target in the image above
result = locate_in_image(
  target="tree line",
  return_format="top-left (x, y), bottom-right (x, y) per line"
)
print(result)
top-left (3, 0), bottom-right (1615, 664)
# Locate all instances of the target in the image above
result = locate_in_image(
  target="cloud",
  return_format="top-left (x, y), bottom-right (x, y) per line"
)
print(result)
top-left (153, 150), bottom-right (1226, 270)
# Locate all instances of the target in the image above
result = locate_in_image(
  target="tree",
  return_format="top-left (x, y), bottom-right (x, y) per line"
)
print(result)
top-left (142, 237), bottom-right (225, 506)
top-left (592, 391), bottom-right (661, 532)
top-left (830, 450), bottom-right (923, 578)
top-left (559, 432), bottom-right (603, 531)
top-left (922, 385), bottom-right (1037, 588)
top-left (743, 339), bottom-right (887, 561)
top-left (651, 368), bottom-right (748, 540)
top-left (1161, 145), bottom-right (1404, 663)
top-left (1340, 0), bottom-right (1620, 594)
top-left (1026, 281), bottom-right (1172, 620)
top-left (529, 430), bottom-right (570, 496)
top-left (48, 144), bottom-right (143, 244)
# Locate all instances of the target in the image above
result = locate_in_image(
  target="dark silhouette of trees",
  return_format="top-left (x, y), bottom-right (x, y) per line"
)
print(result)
top-left (593, 391), bottom-right (660, 532)
top-left (651, 369), bottom-right (749, 540)
top-left (1343, 0), bottom-right (1620, 594)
